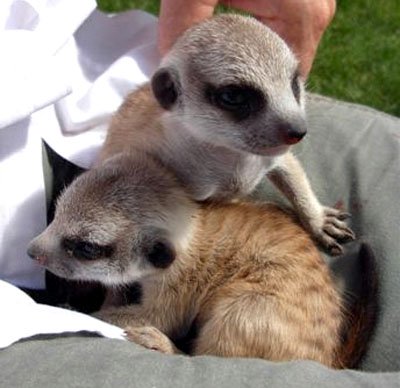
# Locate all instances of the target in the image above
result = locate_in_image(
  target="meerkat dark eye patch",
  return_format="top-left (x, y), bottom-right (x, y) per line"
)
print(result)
top-left (62, 238), bottom-right (114, 261)
top-left (291, 70), bottom-right (301, 103)
top-left (151, 67), bottom-right (181, 110)
top-left (205, 84), bottom-right (265, 121)
top-left (146, 240), bottom-right (176, 269)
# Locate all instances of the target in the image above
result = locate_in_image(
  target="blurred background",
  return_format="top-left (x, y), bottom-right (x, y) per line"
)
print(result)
top-left (96, 0), bottom-right (400, 117)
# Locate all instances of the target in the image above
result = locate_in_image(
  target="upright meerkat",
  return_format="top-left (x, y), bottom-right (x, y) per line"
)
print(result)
top-left (99, 14), bottom-right (354, 255)
top-left (28, 153), bottom-right (376, 368)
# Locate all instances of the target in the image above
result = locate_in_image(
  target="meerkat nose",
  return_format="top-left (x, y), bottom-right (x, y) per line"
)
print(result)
top-left (27, 251), bottom-right (48, 266)
top-left (27, 244), bottom-right (47, 265)
top-left (281, 124), bottom-right (307, 145)
top-left (27, 245), bottom-right (37, 260)
top-left (36, 255), bottom-right (48, 265)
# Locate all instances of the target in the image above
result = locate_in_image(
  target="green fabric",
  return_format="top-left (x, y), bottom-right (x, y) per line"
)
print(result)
top-left (1, 95), bottom-right (399, 386)
top-left (1, 336), bottom-right (400, 388)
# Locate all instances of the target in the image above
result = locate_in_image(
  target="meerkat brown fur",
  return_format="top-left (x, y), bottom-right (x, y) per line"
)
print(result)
top-left (98, 14), bottom-right (355, 255)
top-left (28, 153), bottom-right (376, 368)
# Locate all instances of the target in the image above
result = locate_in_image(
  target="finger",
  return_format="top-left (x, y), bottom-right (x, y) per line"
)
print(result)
top-left (220, 0), bottom-right (280, 17)
top-left (221, 0), bottom-right (336, 77)
top-left (159, 0), bottom-right (219, 55)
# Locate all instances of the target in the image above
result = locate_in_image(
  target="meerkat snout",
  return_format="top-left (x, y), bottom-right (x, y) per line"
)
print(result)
top-left (27, 239), bottom-right (48, 266)
top-left (27, 239), bottom-right (42, 260)
top-left (27, 228), bottom-right (62, 266)
top-left (27, 226), bottom-right (117, 279)
top-left (279, 121), bottom-right (307, 145)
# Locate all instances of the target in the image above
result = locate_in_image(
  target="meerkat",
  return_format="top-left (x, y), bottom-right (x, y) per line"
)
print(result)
top-left (28, 152), bottom-right (376, 368)
top-left (98, 14), bottom-right (355, 255)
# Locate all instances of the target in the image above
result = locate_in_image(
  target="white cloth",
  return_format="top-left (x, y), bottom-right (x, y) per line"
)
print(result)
top-left (0, 280), bottom-right (125, 348)
top-left (0, 0), bottom-right (160, 289)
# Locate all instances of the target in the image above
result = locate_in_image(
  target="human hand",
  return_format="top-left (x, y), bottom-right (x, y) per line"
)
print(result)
top-left (158, 0), bottom-right (336, 77)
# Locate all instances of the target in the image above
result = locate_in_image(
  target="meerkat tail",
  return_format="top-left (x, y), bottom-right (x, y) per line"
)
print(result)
top-left (336, 242), bottom-right (379, 368)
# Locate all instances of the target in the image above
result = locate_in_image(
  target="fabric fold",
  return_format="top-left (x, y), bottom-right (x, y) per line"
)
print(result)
top-left (0, 1), bottom-right (159, 289)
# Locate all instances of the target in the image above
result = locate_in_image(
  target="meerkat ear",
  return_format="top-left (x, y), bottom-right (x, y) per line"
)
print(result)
top-left (151, 67), bottom-right (181, 110)
top-left (145, 239), bottom-right (176, 269)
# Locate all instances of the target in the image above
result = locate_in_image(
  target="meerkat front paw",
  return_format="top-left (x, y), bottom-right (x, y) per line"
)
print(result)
top-left (124, 326), bottom-right (179, 355)
top-left (308, 207), bottom-right (355, 256)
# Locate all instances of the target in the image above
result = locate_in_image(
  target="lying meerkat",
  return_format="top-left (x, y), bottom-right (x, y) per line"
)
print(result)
top-left (28, 153), bottom-right (376, 368)
top-left (98, 14), bottom-right (354, 255)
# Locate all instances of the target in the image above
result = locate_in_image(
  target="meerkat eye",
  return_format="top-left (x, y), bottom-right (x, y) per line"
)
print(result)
top-left (74, 241), bottom-right (101, 260)
top-left (218, 88), bottom-right (247, 108)
top-left (62, 238), bottom-right (114, 261)
top-left (206, 84), bottom-right (265, 121)
top-left (291, 71), bottom-right (301, 103)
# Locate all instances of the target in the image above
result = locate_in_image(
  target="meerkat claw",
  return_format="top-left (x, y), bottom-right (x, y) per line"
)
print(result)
top-left (317, 232), bottom-right (344, 256)
top-left (329, 244), bottom-right (344, 257)
top-left (337, 212), bottom-right (352, 220)
top-left (311, 207), bottom-right (356, 254)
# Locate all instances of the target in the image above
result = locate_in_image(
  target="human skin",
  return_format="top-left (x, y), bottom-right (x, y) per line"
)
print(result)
top-left (158, 0), bottom-right (336, 77)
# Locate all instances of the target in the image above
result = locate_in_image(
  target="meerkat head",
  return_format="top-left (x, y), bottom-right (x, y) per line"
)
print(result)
top-left (151, 14), bottom-right (306, 157)
top-left (27, 153), bottom-right (195, 286)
